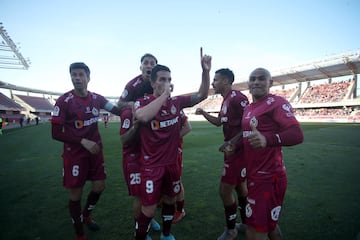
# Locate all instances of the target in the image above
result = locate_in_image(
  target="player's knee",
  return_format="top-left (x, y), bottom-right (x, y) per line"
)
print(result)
top-left (92, 181), bottom-right (106, 193)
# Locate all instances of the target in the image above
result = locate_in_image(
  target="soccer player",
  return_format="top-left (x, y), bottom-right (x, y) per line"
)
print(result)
top-left (102, 113), bottom-right (109, 128)
top-left (120, 106), bottom-right (159, 240)
top-left (119, 52), bottom-right (161, 232)
top-left (118, 53), bottom-right (158, 103)
top-left (51, 62), bottom-right (130, 240)
top-left (195, 68), bottom-right (249, 240)
top-left (172, 110), bottom-right (192, 224)
top-left (133, 48), bottom-right (212, 240)
top-left (242, 68), bottom-right (304, 240)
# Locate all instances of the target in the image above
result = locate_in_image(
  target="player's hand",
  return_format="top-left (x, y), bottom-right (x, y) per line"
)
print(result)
top-left (81, 138), bottom-right (100, 154)
top-left (219, 141), bottom-right (235, 156)
top-left (248, 125), bottom-right (267, 148)
top-left (162, 82), bottom-right (172, 97)
top-left (118, 101), bottom-right (134, 111)
top-left (195, 108), bottom-right (203, 115)
top-left (200, 47), bottom-right (212, 72)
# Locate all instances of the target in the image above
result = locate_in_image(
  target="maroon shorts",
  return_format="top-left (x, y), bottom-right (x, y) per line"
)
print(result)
top-left (245, 174), bottom-right (287, 232)
top-left (62, 146), bottom-right (106, 189)
top-left (221, 150), bottom-right (246, 185)
top-left (122, 153), bottom-right (141, 196)
top-left (140, 164), bottom-right (181, 206)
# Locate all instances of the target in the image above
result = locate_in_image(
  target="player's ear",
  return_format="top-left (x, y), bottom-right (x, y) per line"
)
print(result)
top-left (269, 78), bottom-right (273, 87)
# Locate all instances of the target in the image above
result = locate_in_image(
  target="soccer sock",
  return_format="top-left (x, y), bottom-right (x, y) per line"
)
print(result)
top-left (162, 203), bottom-right (175, 235)
top-left (225, 202), bottom-right (237, 229)
top-left (69, 200), bottom-right (84, 237)
top-left (176, 199), bottom-right (184, 212)
top-left (238, 196), bottom-right (247, 224)
top-left (135, 211), bottom-right (152, 240)
top-left (82, 191), bottom-right (101, 217)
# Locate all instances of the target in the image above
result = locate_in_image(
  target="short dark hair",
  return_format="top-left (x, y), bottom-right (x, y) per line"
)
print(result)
top-left (151, 64), bottom-right (171, 82)
top-left (215, 68), bottom-right (234, 84)
top-left (141, 53), bottom-right (158, 64)
top-left (69, 62), bottom-right (90, 77)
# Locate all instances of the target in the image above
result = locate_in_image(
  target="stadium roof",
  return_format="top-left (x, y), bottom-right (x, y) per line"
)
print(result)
top-left (0, 22), bottom-right (30, 70)
top-left (0, 80), bottom-right (62, 96)
top-left (233, 51), bottom-right (360, 91)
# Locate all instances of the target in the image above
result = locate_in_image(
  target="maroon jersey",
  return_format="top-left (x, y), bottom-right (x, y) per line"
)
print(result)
top-left (119, 75), bottom-right (153, 102)
top-left (52, 90), bottom-right (108, 150)
top-left (135, 95), bottom-right (192, 167)
top-left (120, 107), bottom-right (142, 196)
top-left (120, 107), bottom-right (140, 158)
top-left (242, 94), bottom-right (300, 179)
top-left (219, 90), bottom-right (248, 145)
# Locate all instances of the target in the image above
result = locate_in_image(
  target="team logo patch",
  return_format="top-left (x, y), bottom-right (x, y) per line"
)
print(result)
top-left (222, 105), bottom-right (227, 114)
top-left (75, 120), bottom-right (84, 129)
top-left (241, 100), bottom-right (248, 107)
top-left (151, 120), bottom-right (160, 130)
top-left (92, 108), bottom-right (99, 116)
top-left (250, 116), bottom-right (258, 128)
top-left (282, 104), bottom-right (290, 112)
top-left (53, 106), bottom-right (60, 116)
top-left (122, 119), bottom-right (130, 129)
top-left (171, 105), bottom-right (177, 115)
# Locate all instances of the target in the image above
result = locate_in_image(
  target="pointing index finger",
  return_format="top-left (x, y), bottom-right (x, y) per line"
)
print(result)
top-left (200, 47), bottom-right (203, 59)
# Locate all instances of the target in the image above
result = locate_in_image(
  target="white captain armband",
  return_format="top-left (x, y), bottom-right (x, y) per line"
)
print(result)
top-left (104, 102), bottom-right (115, 111)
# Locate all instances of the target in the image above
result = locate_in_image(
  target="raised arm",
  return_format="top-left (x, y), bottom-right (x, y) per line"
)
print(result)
top-left (135, 82), bottom-right (171, 122)
top-left (120, 120), bottom-right (140, 145)
top-left (190, 47), bottom-right (212, 106)
top-left (195, 107), bottom-right (221, 126)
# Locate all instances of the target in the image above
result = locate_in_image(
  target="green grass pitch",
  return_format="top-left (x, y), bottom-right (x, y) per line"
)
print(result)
top-left (0, 122), bottom-right (359, 240)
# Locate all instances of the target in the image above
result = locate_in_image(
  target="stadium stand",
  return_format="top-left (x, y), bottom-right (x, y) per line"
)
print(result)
top-left (1, 51), bottom-right (360, 126)
top-left (0, 92), bottom-right (25, 124)
top-left (13, 94), bottom-right (54, 122)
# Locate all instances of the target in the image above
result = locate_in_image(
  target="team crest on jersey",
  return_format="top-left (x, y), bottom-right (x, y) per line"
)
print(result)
top-left (53, 106), bottom-right (60, 116)
top-left (85, 106), bottom-right (91, 113)
top-left (266, 97), bottom-right (275, 105)
top-left (171, 104), bottom-right (177, 115)
top-left (231, 91), bottom-right (236, 98)
top-left (92, 107), bottom-right (99, 116)
top-left (250, 116), bottom-right (258, 128)
top-left (241, 100), bottom-right (248, 107)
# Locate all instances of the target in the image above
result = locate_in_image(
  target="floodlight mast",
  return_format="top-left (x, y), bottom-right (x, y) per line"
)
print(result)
top-left (0, 22), bottom-right (30, 70)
